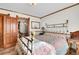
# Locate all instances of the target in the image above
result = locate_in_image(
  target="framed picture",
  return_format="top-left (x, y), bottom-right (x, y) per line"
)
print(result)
top-left (31, 21), bottom-right (40, 29)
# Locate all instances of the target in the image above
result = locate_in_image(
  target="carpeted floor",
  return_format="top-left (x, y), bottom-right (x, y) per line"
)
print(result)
top-left (0, 46), bottom-right (18, 55)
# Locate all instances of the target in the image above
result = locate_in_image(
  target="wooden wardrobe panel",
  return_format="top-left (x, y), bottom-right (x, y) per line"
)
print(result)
top-left (0, 16), bottom-right (3, 47)
top-left (3, 16), bottom-right (7, 46)
top-left (0, 14), bottom-right (18, 48)
top-left (6, 17), bottom-right (11, 44)
top-left (3, 16), bottom-right (18, 48)
top-left (11, 17), bottom-right (18, 43)
top-left (3, 16), bottom-right (11, 48)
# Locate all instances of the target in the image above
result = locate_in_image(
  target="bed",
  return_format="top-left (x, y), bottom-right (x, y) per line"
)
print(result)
top-left (17, 37), bottom-right (56, 55)
top-left (34, 20), bottom-right (70, 55)
top-left (17, 20), bottom-right (69, 55)
top-left (32, 39), bottom-right (56, 55)
top-left (17, 32), bottom-right (69, 55)
top-left (35, 32), bottom-right (69, 55)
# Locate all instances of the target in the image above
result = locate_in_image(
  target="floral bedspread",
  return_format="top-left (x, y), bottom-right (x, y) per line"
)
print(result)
top-left (18, 37), bottom-right (56, 55)
top-left (32, 39), bottom-right (56, 55)
top-left (35, 33), bottom-right (69, 55)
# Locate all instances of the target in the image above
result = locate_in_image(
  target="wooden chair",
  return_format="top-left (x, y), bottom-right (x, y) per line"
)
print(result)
top-left (70, 31), bottom-right (79, 39)
top-left (66, 40), bottom-right (77, 55)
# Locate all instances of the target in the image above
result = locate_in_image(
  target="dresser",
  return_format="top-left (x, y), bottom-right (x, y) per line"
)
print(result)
top-left (0, 14), bottom-right (18, 48)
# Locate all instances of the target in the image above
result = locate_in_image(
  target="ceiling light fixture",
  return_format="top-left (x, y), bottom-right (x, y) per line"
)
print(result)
top-left (30, 0), bottom-right (37, 6)
top-left (30, 3), bottom-right (37, 6)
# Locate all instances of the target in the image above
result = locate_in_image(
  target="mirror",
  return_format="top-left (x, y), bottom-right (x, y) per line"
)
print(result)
top-left (18, 17), bottom-right (30, 36)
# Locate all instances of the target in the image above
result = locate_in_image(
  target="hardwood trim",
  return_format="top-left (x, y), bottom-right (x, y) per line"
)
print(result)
top-left (16, 15), bottom-right (18, 38)
top-left (0, 8), bottom-right (40, 19)
top-left (40, 3), bottom-right (79, 19)
top-left (0, 13), bottom-right (10, 16)
top-left (26, 17), bottom-right (30, 36)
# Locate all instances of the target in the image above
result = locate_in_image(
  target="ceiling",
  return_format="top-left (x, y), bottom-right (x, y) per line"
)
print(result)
top-left (0, 3), bottom-right (75, 18)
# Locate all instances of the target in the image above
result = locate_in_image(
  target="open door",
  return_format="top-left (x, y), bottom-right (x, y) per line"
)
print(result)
top-left (18, 17), bottom-right (30, 36)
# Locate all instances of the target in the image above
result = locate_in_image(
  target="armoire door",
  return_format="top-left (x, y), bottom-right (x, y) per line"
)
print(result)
top-left (11, 17), bottom-right (18, 46)
top-left (3, 16), bottom-right (18, 48)
top-left (0, 16), bottom-right (3, 47)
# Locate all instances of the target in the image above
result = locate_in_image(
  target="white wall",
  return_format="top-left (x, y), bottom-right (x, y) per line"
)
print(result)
top-left (0, 9), bottom-right (41, 32)
top-left (40, 5), bottom-right (79, 33)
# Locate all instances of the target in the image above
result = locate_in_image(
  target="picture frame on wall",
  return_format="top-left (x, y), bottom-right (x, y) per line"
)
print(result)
top-left (31, 21), bottom-right (40, 29)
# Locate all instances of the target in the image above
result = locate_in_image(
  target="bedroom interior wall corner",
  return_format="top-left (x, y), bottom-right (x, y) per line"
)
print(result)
top-left (40, 5), bottom-right (79, 33)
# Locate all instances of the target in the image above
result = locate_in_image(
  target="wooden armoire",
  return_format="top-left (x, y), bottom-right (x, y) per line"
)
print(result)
top-left (0, 14), bottom-right (18, 48)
